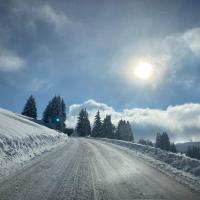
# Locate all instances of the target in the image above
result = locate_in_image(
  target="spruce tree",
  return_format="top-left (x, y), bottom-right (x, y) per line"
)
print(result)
top-left (21, 95), bottom-right (37, 119)
top-left (84, 109), bottom-right (91, 136)
top-left (76, 108), bottom-right (91, 136)
top-left (43, 100), bottom-right (52, 124)
top-left (161, 132), bottom-right (170, 151)
top-left (125, 121), bottom-right (134, 141)
top-left (186, 146), bottom-right (200, 160)
top-left (156, 132), bottom-right (170, 151)
top-left (76, 109), bottom-right (85, 136)
top-left (61, 99), bottom-right (67, 131)
top-left (139, 138), bottom-right (147, 145)
top-left (170, 143), bottom-right (177, 153)
top-left (42, 96), bottom-right (66, 132)
top-left (116, 120), bottom-right (134, 141)
top-left (146, 139), bottom-right (153, 147)
top-left (155, 133), bottom-right (161, 148)
top-left (91, 110), bottom-right (102, 137)
top-left (139, 138), bottom-right (153, 146)
top-left (101, 115), bottom-right (115, 139)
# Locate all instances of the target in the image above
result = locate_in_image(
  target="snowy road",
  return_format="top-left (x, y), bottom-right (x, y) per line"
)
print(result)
top-left (0, 138), bottom-right (199, 200)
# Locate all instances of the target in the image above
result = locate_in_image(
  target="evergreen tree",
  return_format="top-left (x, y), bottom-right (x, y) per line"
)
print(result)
top-left (155, 133), bottom-right (162, 148)
top-left (43, 100), bottom-right (52, 123)
top-left (61, 99), bottom-right (67, 131)
top-left (116, 120), bottom-right (133, 141)
top-left (42, 96), bottom-right (66, 132)
top-left (170, 143), bottom-right (177, 153)
top-left (76, 109), bottom-right (85, 136)
top-left (76, 108), bottom-right (91, 136)
top-left (138, 138), bottom-right (147, 145)
top-left (139, 138), bottom-right (153, 146)
top-left (161, 132), bottom-right (170, 151)
top-left (21, 95), bottom-right (37, 119)
top-left (91, 110), bottom-right (102, 137)
top-left (186, 146), bottom-right (200, 160)
top-left (146, 139), bottom-right (153, 147)
top-left (101, 115), bottom-right (115, 139)
top-left (155, 132), bottom-right (170, 151)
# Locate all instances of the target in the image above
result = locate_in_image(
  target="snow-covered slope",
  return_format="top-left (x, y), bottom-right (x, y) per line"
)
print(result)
top-left (0, 108), bottom-right (68, 177)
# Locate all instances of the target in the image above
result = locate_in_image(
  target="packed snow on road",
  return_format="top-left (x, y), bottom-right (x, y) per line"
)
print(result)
top-left (95, 138), bottom-right (200, 192)
top-left (0, 108), bottom-right (68, 178)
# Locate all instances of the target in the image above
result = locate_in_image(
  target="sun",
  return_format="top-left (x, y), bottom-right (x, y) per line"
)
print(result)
top-left (134, 62), bottom-right (153, 79)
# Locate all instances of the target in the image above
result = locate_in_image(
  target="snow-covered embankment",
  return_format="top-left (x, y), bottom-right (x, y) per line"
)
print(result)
top-left (95, 138), bottom-right (200, 191)
top-left (0, 108), bottom-right (68, 178)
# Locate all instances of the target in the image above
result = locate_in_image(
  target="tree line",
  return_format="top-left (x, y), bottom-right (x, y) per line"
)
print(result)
top-left (21, 95), bottom-right (134, 141)
top-left (186, 145), bottom-right (200, 160)
top-left (76, 109), bottom-right (134, 141)
top-left (21, 95), bottom-right (200, 160)
top-left (139, 132), bottom-right (177, 153)
top-left (21, 95), bottom-right (66, 132)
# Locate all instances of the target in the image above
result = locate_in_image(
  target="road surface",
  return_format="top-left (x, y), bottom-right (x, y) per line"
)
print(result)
top-left (0, 138), bottom-right (199, 200)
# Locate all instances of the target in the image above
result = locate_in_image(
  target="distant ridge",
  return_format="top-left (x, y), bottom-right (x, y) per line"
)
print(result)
top-left (176, 142), bottom-right (200, 153)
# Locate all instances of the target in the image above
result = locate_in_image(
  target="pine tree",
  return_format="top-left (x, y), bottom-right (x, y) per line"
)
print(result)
top-left (155, 132), bottom-right (170, 151)
top-left (125, 121), bottom-right (134, 141)
top-left (101, 115), bottom-right (115, 139)
top-left (170, 143), bottom-right (177, 153)
top-left (155, 133), bottom-right (161, 148)
top-left (22, 95), bottom-right (37, 119)
top-left (61, 99), bottom-right (67, 131)
top-left (161, 132), bottom-right (170, 151)
top-left (91, 110), bottom-right (102, 137)
top-left (42, 96), bottom-right (66, 132)
top-left (43, 100), bottom-right (52, 124)
top-left (116, 120), bottom-right (134, 141)
top-left (186, 146), bottom-right (200, 160)
top-left (139, 138), bottom-right (147, 145)
top-left (76, 108), bottom-right (91, 136)
top-left (138, 138), bottom-right (153, 146)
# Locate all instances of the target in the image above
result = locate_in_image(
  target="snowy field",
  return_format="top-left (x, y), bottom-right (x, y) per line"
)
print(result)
top-left (94, 138), bottom-right (200, 192)
top-left (0, 108), bottom-right (68, 178)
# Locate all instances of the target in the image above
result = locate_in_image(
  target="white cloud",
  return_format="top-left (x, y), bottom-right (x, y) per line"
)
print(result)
top-left (182, 27), bottom-right (200, 55)
top-left (27, 78), bottom-right (53, 92)
top-left (66, 99), bottom-right (200, 143)
top-left (0, 50), bottom-right (25, 72)
top-left (119, 27), bottom-right (200, 88)
top-left (39, 5), bottom-right (70, 28)
top-left (13, 2), bottom-right (71, 31)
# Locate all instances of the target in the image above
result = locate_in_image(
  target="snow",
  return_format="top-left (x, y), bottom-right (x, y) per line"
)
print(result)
top-left (94, 138), bottom-right (200, 192)
top-left (0, 108), bottom-right (68, 178)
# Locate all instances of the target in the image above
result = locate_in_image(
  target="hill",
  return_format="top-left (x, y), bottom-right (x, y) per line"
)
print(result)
top-left (0, 108), bottom-right (67, 177)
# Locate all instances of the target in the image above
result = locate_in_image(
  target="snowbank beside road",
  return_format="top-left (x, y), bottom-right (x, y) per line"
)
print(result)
top-left (0, 108), bottom-right (68, 178)
top-left (94, 138), bottom-right (200, 191)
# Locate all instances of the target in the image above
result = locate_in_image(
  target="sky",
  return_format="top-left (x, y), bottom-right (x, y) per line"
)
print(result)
top-left (0, 0), bottom-right (200, 142)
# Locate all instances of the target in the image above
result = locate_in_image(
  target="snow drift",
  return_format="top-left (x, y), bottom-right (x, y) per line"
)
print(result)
top-left (94, 138), bottom-right (200, 191)
top-left (0, 108), bottom-right (68, 177)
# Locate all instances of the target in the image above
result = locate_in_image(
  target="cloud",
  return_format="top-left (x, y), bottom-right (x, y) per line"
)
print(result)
top-left (119, 27), bottom-right (200, 89)
top-left (182, 27), bottom-right (200, 55)
top-left (0, 50), bottom-right (25, 72)
top-left (66, 99), bottom-right (200, 143)
top-left (27, 78), bottom-right (54, 92)
top-left (39, 5), bottom-right (70, 28)
top-left (13, 1), bottom-right (71, 31)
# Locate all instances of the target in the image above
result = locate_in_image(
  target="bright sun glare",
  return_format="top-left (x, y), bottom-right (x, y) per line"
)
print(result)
top-left (134, 62), bottom-right (153, 80)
